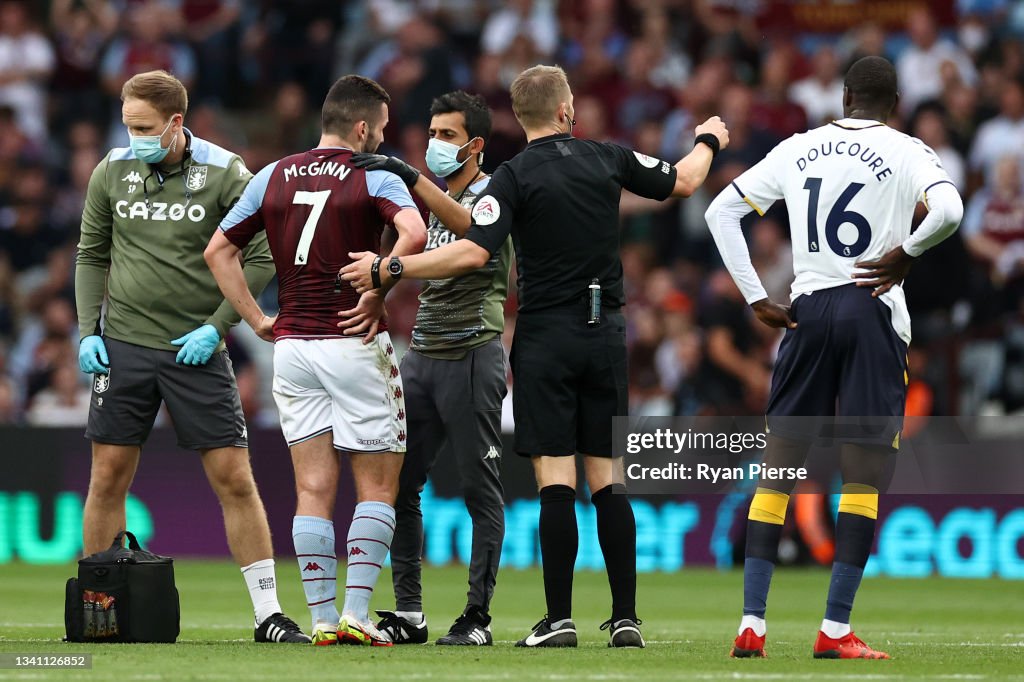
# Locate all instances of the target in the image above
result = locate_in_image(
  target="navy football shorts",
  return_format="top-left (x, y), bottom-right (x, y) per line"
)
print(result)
top-left (766, 284), bottom-right (908, 449)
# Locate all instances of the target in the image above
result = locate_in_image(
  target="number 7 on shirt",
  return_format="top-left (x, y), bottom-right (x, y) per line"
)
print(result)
top-left (292, 190), bottom-right (331, 265)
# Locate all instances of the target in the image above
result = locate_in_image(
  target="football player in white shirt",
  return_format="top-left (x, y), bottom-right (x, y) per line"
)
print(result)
top-left (705, 57), bottom-right (963, 660)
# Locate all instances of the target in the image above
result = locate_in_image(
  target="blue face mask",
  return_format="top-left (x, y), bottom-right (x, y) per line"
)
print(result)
top-left (425, 137), bottom-right (475, 178)
top-left (129, 117), bottom-right (174, 164)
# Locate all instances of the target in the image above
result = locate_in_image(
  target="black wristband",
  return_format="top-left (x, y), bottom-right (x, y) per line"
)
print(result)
top-left (695, 133), bottom-right (720, 158)
top-left (370, 255), bottom-right (383, 289)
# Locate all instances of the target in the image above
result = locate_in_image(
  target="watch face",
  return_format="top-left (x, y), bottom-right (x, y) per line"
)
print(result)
top-left (388, 258), bottom-right (403, 276)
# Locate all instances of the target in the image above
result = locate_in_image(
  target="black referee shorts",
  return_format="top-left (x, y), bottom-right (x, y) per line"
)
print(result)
top-left (86, 336), bottom-right (248, 451)
top-left (510, 308), bottom-right (627, 458)
top-left (766, 284), bottom-right (908, 449)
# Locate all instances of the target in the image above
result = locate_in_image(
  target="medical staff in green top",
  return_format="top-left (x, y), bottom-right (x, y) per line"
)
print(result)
top-left (75, 69), bottom-right (311, 644)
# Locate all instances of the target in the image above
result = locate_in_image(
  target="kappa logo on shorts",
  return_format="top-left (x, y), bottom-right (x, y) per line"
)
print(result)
top-left (484, 446), bottom-right (500, 460)
top-left (397, 409), bottom-right (405, 420)
top-left (471, 196), bottom-right (500, 225)
top-left (393, 386), bottom-right (403, 399)
top-left (93, 372), bottom-right (110, 394)
top-left (398, 430), bottom-right (406, 442)
top-left (390, 365), bottom-right (399, 378)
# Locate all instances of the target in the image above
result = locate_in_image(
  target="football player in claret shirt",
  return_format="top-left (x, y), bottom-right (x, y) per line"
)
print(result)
top-left (205, 75), bottom-right (427, 647)
top-left (705, 56), bottom-right (963, 660)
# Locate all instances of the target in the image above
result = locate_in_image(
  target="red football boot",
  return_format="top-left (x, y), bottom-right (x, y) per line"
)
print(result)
top-left (730, 627), bottom-right (767, 658)
top-left (813, 630), bottom-right (890, 659)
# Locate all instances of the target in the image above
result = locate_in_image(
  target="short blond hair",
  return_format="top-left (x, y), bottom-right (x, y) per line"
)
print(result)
top-left (121, 70), bottom-right (188, 118)
top-left (510, 65), bottom-right (571, 129)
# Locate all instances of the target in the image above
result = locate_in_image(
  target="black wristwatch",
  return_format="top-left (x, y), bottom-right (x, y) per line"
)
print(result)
top-left (387, 256), bottom-right (404, 281)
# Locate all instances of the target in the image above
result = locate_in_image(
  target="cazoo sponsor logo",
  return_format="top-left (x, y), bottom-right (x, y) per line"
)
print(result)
top-left (115, 200), bottom-right (207, 222)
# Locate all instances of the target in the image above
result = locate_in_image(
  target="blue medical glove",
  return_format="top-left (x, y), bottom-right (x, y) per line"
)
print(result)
top-left (79, 335), bottom-right (110, 374)
top-left (170, 324), bottom-right (221, 366)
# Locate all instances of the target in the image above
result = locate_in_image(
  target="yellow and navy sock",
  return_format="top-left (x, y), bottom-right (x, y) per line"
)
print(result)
top-left (824, 484), bottom-right (879, 626)
top-left (743, 487), bottom-right (791, 618)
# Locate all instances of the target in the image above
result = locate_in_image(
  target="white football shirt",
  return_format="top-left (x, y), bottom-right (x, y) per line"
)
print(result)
top-left (727, 118), bottom-right (955, 343)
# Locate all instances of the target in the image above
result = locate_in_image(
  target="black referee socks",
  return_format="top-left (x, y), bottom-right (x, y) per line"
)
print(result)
top-left (592, 484), bottom-right (638, 622)
top-left (539, 484), bottom-right (578, 622)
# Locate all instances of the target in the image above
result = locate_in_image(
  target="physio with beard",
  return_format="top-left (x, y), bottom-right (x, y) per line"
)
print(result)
top-left (350, 91), bottom-right (511, 647)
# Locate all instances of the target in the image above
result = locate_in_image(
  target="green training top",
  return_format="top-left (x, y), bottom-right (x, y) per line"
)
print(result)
top-left (410, 175), bottom-right (513, 360)
top-left (75, 130), bottom-right (274, 352)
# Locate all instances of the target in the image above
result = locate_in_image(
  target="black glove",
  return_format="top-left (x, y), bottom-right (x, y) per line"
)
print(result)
top-left (349, 153), bottom-right (420, 187)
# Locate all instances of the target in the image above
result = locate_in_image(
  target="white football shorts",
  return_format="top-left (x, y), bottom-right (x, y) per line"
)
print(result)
top-left (272, 334), bottom-right (406, 453)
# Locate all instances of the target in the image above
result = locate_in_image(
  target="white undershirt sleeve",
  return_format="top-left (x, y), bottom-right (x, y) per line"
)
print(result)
top-left (704, 188), bottom-right (769, 304)
top-left (902, 181), bottom-right (964, 258)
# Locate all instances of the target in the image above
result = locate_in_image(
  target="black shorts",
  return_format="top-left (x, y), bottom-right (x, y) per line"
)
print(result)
top-left (510, 308), bottom-right (627, 457)
top-left (766, 284), bottom-right (908, 448)
top-left (86, 336), bottom-right (248, 451)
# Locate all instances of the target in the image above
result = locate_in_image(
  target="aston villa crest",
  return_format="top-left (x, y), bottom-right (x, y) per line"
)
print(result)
top-left (186, 165), bottom-right (208, 191)
top-left (94, 372), bottom-right (110, 393)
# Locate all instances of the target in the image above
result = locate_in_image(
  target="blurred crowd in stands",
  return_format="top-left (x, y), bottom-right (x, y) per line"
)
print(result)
top-left (1, 0), bottom-right (1023, 429)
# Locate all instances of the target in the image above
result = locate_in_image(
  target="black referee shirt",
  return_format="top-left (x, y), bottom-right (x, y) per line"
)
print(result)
top-left (464, 133), bottom-right (677, 313)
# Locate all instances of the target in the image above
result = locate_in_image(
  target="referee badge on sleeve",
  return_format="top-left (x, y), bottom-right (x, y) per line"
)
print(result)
top-left (633, 151), bottom-right (660, 168)
top-left (472, 196), bottom-right (500, 225)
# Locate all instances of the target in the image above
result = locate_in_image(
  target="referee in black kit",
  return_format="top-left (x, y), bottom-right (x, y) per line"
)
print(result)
top-left (343, 65), bottom-right (729, 649)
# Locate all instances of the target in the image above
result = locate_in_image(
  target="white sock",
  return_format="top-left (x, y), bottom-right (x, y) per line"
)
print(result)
top-left (342, 501), bottom-right (395, 623)
top-left (739, 614), bottom-right (766, 637)
top-left (241, 559), bottom-right (283, 625)
top-left (395, 610), bottom-right (424, 624)
top-left (550, 618), bottom-right (574, 629)
top-left (821, 618), bottom-right (851, 639)
top-left (292, 515), bottom-right (340, 630)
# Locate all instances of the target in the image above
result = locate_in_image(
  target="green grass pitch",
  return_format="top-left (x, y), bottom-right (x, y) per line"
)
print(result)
top-left (1, 561), bottom-right (1022, 681)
